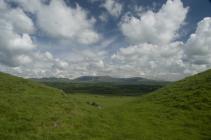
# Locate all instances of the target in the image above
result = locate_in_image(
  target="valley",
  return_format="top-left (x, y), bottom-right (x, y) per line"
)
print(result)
top-left (0, 70), bottom-right (210, 139)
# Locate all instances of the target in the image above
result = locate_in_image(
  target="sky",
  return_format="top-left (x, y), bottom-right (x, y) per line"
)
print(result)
top-left (0, 0), bottom-right (211, 81)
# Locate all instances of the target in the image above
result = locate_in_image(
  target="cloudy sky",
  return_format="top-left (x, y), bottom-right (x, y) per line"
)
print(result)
top-left (0, 0), bottom-right (211, 81)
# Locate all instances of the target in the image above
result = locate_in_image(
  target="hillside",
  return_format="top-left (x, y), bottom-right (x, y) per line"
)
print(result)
top-left (112, 69), bottom-right (211, 139)
top-left (0, 72), bottom-right (63, 94)
top-left (145, 69), bottom-right (211, 109)
top-left (0, 72), bottom-right (136, 139)
top-left (0, 70), bottom-right (210, 139)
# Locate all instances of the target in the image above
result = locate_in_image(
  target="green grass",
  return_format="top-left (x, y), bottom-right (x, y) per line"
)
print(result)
top-left (0, 70), bottom-right (210, 139)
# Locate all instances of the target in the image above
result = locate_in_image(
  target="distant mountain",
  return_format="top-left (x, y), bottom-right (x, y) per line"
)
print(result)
top-left (30, 77), bottom-right (71, 83)
top-left (31, 75), bottom-right (169, 85)
top-left (30, 75), bottom-right (170, 95)
top-left (73, 76), bottom-right (146, 83)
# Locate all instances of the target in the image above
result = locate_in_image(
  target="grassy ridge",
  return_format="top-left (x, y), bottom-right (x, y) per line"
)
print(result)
top-left (0, 70), bottom-right (211, 139)
top-left (110, 69), bottom-right (211, 139)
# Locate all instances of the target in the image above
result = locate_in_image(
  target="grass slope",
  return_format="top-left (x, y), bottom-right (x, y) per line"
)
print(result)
top-left (109, 69), bottom-right (211, 140)
top-left (0, 70), bottom-right (210, 140)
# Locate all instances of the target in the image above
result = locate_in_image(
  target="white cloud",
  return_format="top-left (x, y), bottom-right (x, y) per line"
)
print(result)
top-left (112, 42), bottom-right (187, 80)
top-left (0, 1), bottom-right (36, 66)
top-left (0, 0), bottom-right (211, 80)
top-left (7, 0), bottom-right (42, 13)
top-left (0, 0), bottom-right (104, 78)
top-left (111, 0), bottom-right (211, 80)
top-left (4, 49), bottom-right (107, 79)
top-left (8, 9), bottom-right (34, 34)
top-left (102, 0), bottom-right (123, 17)
top-left (0, 4), bottom-right (35, 34)
top-left (7, 0), bottom-right (100, 45)
top-left (8, 34), bottom-right (36, 50)
top-left (16, 55), bottom-right (32, 65)
top-left (120, 0), bottom-right (188, 45)
top-left (0, 0), bottom-right (114, 78)
top-left (5, 51), bottom-right (70, 78)
top-left (183, 17), bottom-right (211, 65)
top-left (0, 0), bottom-right (71, 75)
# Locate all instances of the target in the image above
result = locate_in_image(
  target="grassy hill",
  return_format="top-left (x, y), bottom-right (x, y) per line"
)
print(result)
top-left (0, 70), bottom-right (210, 139)
top-left (112, 69), bottom-right (211, 139)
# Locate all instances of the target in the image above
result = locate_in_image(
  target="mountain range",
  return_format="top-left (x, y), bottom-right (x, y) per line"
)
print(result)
top-left (31, 75), bottom-right (169, 85)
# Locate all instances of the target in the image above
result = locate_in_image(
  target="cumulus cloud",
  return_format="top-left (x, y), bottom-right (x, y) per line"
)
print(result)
top-left (183, 17), bottom-right (211, 65)
top-left (6, 0), bottom-right (42, 13)
top-left (110, 0), bottom-right (190, 80)
top-left (120, 0), bottom-right (188, 45)
top-left (102, 0), bottom-right (123, 17)
top-left (0, 51), bottom-right (70, 78)
top-left (0, 0), bottom-right (102, 78)
top-left (36, 0), bottom-right (100, 44)
top-left (0, 2), bottom-right (35, 34)
top-left (2, 49), bottom-right (107, 79)
top-left (0, 0), bottom-right (70, 76)
top-left (8, 0), bottom-right (100, 45)
top-left (0, 0), bottom-right (211, 80)
top-left (0, 1), bottom-right (35, 66)
top-left (112, 0), bottom-right (211, 80)
top-left (112, 42), bottom-right (187, 80)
